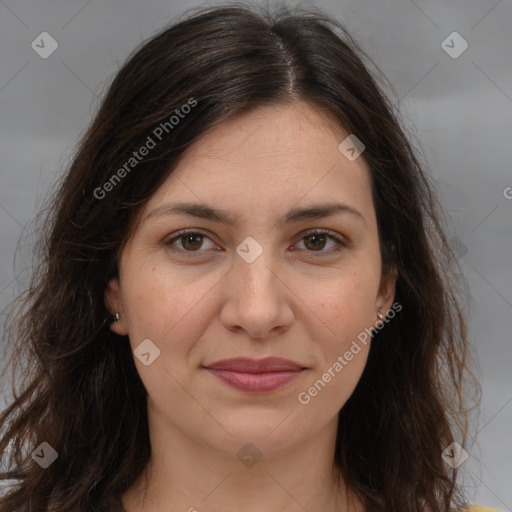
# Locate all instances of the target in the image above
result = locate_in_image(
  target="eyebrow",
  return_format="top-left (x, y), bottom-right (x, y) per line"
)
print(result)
top-left (145, 201), bottom-right (366, 227)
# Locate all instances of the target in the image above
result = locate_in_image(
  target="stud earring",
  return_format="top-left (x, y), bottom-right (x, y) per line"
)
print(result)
top-left (377, 311), bottom-right (386, 321)
top-left (113, 313), bottom-right (120, 322)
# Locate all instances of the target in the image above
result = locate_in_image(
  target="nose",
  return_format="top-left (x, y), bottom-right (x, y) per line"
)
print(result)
top-left (219, 248), bottom-right (294, 340)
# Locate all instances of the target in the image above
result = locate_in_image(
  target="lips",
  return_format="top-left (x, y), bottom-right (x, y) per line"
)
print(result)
top-left (204, 357), bottom-right (305, 393)
top-left (206, 357), bottom-right (304, 373)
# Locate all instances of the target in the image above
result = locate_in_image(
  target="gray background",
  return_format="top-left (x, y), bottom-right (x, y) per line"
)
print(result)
top-left (0, 0), bottom-right (511, 509)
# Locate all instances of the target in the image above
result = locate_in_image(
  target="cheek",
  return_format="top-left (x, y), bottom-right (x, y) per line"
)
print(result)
top-left (121, 261), bottom-right (220, 363)
top-left (295, 273), bottom-right (374, 415)
top-left (299, 266), bottom-right (379, 344)
top-left (119, 265), bottom-right (221, 408)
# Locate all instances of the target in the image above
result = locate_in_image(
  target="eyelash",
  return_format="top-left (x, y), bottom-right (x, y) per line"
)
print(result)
top-left (163, 228), bottom-right (347, 257)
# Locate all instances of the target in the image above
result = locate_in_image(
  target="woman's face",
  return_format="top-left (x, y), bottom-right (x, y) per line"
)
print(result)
top-left (106, 101), bottom-right (396, 457)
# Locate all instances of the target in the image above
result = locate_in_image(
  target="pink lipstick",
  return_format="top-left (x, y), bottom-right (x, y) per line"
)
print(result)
top-left (204, 357), bottom-right (305, 393)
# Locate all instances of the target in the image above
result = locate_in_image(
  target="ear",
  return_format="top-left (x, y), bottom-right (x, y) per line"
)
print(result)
top-left (375, 265), bottom-right (398, 322)
top-left (105, 277), bottom-right (129, 335)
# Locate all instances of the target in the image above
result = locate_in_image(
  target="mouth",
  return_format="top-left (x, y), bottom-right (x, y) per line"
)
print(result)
top-left (203, 357), bottom-right (306, 393)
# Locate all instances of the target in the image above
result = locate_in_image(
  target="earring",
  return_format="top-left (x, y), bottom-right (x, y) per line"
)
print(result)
top-left (377, 311), bottom-right (386, 321)
top-left (113, 313), bottom-right (120, 322)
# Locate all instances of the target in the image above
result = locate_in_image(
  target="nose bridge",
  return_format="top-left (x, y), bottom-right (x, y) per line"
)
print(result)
top-left (234, 239), bottom-right (279, 299)
top-left (220, 237), bottom-right (293, 338)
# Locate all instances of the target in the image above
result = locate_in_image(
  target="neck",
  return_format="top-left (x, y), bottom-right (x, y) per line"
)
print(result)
top-left (121, 405), bottom-right (364, 512)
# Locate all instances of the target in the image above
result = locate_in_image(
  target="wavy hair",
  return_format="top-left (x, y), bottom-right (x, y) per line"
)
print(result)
top-left (0, 3), bottom-right (478, 511)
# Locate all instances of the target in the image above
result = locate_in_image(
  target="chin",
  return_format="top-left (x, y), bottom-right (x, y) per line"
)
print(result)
top-left (206, 413), bottom-right (306, 452)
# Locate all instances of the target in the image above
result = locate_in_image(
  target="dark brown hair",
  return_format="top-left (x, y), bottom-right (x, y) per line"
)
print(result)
top-left (0, 3), bottom-right (478, 511)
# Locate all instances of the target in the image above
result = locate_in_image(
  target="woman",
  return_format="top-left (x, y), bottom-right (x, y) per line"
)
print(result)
top-left (0, 4), bottom-right (498, 511)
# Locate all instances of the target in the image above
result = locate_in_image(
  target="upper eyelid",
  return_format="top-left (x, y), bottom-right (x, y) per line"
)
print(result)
top-left (164, 228), bottom-right (218, 245)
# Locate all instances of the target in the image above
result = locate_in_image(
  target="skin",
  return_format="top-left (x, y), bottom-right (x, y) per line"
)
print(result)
top-left (106, 101), bottom-right (396, 512)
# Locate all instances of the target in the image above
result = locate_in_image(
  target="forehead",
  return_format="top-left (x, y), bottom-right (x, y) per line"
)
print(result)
top-left (178, 101), bottom-right (362, 170)
top-left (141, 101), bottom-right (375, 226)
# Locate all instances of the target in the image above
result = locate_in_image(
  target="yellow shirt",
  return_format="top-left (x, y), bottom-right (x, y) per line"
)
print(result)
top-left (468, 506), bottom-right (504, 512)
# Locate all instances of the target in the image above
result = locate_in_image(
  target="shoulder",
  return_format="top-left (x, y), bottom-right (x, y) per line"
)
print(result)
top-left (466, 505), bottom-right (505, 512)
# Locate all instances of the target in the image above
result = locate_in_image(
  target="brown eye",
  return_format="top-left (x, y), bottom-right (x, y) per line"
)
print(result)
top-left (165, 230), bottom-right (217, 254)
top-left (303, 233), bottom-right (328, 251)
top-left (180, 233), bottom-right (204, 251)
top-left (296, 230), bottom-right (346, 254)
